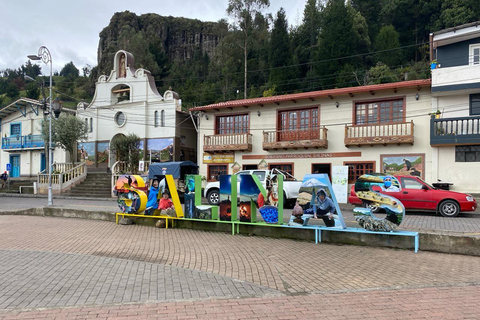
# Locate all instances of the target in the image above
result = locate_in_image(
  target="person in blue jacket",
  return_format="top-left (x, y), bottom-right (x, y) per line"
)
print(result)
top-left (314, 189), bottom-right (336, 227)
top-left (145, 179), bottom-right (160, 215)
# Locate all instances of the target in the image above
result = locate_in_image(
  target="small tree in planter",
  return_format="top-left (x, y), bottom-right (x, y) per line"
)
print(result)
top-left (110, 133), bottom-right (141, 174)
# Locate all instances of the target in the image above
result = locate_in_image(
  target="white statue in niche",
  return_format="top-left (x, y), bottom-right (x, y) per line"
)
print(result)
top-left (119, 54), bottom-right (126, 78)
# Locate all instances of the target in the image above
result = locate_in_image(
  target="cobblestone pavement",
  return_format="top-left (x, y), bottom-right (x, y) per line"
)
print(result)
top-left (1, 215), bottom-right (480, 319)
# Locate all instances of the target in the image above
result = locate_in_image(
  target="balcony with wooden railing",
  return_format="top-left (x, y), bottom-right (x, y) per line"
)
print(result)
top-left (344, 121), bottom-right (414, 147)
top-left (263, 127), bottom-right (328, 150)
top-left (203, 133), bottom-right (253, 152)
top-left (430, 116), bottom-right (480, 146)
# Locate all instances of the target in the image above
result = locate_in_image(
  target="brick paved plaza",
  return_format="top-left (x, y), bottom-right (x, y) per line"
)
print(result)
top-left (1, 214), bottom-right (480, 319)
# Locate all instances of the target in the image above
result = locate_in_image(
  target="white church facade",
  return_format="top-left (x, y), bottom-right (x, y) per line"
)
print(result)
top-left (76, 50), bottom-right (197, 172)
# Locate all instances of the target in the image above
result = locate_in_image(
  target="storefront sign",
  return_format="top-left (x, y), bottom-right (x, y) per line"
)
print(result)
top-left (203, 153), bottom-right (235, 164)
top-left (242, 152), bottom-right (361, 160)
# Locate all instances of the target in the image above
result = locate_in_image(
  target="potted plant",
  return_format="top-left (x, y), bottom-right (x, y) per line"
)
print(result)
top-left (431, 59), bottom-right (438, 69)
top-left (429, 110), bottom-right (442, 119)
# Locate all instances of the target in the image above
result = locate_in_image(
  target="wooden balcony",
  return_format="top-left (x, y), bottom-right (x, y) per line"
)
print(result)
top-left (344, 121), bottom-right (414, 147)
top-left (262, 127), bottom-right (328, 150)
top-left (204, 133), bottom-right (253, 152)
top-left (430, 116), bottom-right (480, 146)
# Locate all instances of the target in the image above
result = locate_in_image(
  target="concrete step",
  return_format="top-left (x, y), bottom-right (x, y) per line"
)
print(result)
top-left (68, 188), bottom-right (112, 193)
top-left (62, 193), bottom-right (113, 199)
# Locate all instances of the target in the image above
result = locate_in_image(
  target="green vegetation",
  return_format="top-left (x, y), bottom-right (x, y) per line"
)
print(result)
top-left (41, 114), bottom-right (89, 166)
top-left (2, 0), bottom-right (480, 109)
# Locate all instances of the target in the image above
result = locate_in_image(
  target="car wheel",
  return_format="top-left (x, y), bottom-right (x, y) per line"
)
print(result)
top-left (362, 201), bottom-right (381, 213)
top-left (206, 189), bottom-right (219, 205)
top-left (439, 200), bottom-right (459, 217)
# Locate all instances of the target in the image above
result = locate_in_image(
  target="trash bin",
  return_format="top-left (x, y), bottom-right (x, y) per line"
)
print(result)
top-left (432, 182), bottom-right (453, 190)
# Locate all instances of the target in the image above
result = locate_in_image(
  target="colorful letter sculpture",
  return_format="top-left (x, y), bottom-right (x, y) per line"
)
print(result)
top-left (353, 173), bottom-right (405, 231)
top-left (116, 175), bottom-right (148, 214)
top-left (115, 174), bottom-right (183, 217)
top-left (291, 174), bottom-right (346, 228)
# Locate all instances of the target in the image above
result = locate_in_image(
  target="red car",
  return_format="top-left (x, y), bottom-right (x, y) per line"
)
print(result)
top-left (348, 175), bottom-right (477, 217)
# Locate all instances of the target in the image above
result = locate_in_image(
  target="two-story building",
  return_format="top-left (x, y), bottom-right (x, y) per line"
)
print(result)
top-left (430, 21), bottom-right (480, 192)
top-left (0, 98), bottom-right (70, 177)
top-left (76, 50), bottom-right (197, 172)
top-left (191, 79), bottom-right (437, 192)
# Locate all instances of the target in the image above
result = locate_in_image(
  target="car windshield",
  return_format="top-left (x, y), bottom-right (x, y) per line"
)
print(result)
top-left (400, 176), bottom-right (434, 189)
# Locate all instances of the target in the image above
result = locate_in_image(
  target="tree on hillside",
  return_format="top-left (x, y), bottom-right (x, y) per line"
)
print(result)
top-left (247, 11), bottom-right (271, 98)
top-left (375, 25), bottom-right (402, 67)
top-left (227, 0), bottom-right (270, 99)
top-left (351, 0), bottom-right (382, 42)
top-left (315, 0), bottom-right (356, 89)
top-left (25, 81), bottom-right (40, 100)
top-left (21, 61), bottom-right (41, 78)
top-left (293, 0), bottom-right (322, 79)
top-left (439, 0), bottom-right (479, 28)
top-left (60, 62), bottom-right (80, 78)
top-left (269, 8), bottom-right (295, 94)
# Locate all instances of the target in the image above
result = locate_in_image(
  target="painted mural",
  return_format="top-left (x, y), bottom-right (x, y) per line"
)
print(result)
top-left (78, 142), bottom-right (95, 165)
top-left (97, 142), bottom-right (109, 165)
top-left (381, 153), bottom-right (425, 179)
top-left (148, 138), bottom-right (173, 162)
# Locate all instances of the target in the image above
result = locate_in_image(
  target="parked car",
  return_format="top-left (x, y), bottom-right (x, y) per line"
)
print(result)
top-left (348, 174), bottom-right (477, 217)
top-left (204, 169), bottom-right (303, 206)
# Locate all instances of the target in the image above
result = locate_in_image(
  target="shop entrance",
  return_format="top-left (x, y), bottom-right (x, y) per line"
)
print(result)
top-left (312, 163), bottom-right (331, 181)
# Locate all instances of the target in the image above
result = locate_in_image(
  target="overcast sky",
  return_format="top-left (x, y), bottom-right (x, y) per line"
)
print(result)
top-left (0, 0), bottom-right (306, 75)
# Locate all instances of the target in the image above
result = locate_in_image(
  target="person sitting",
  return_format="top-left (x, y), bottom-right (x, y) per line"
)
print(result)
top-left (314, 189), bottom-right (336, 227)
top-left (145, 179), bottom-right (159, 215)
top-left (158, 191), bottom-right (176, 217)
top-left (381, 176), bottom-right (400, 192)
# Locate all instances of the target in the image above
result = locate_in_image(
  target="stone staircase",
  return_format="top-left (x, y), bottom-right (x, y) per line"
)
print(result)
top-left (62, 173), bottom-right (112, 198)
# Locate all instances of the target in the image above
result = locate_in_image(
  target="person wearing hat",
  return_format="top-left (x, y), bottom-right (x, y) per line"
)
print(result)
top-left (314, 189), bottom-right (336, 227)
top-left (158, 190), bottom-right (176, 217)
top-left (0, 171), bottom-right (8, 188)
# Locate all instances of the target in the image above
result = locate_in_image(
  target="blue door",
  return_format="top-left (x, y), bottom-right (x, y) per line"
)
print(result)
top-left (40, 153), bottom-right (46, 172)
top-left (10, 155), bottom-right (20, 177)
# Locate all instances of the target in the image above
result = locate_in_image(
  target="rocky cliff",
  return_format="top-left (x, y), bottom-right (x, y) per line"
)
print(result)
top-left (96, 11), bottom-right (227, 75)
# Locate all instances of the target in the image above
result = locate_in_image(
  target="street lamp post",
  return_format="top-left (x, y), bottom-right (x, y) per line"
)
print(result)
top-left (28, 46), bottom-right (53, 206)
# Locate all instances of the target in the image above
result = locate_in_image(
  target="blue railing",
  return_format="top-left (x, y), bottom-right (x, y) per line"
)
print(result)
top-left (430, 116), bottom-right (480, 146)
top-left (1, 134), bottom-right (45, 150)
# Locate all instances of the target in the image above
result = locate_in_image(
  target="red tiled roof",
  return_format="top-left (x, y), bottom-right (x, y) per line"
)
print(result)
top-left (189, 79), bottom-right (432, 111)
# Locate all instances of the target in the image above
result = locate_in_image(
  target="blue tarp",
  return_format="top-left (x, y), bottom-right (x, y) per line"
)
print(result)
top-left (148, 161), bottom-right (198, 179)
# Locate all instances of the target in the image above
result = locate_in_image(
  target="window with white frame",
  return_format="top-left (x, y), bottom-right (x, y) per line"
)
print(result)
top-left (470, 44), bottom-right (480, 65)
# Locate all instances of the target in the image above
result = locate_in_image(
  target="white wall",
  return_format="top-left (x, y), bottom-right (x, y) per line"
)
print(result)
top-left (198, 87), bottom-right (434, 185)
